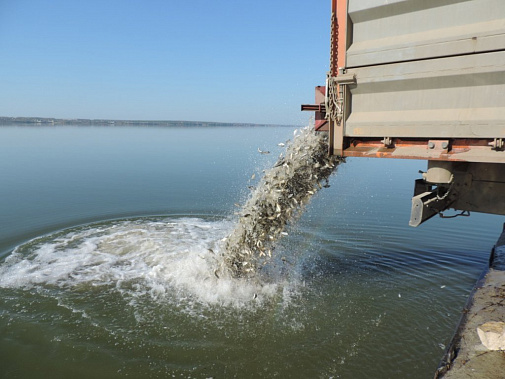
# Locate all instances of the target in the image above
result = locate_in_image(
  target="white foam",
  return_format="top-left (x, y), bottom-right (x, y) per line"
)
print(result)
top-left (0, 217), bottom-right (288, 308)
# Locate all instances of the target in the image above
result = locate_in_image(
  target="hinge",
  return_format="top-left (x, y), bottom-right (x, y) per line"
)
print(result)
top-left (489, 138), bottom-right (504, 151)
top-left (381, 137), bottom-right (394, 148)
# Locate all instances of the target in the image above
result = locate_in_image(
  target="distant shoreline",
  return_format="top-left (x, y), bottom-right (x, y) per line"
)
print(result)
top-left (0, 116), bottom-right (293, 128)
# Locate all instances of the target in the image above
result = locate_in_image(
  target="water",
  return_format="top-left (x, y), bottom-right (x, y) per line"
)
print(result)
top-left (0, 125), bottom-right (503, 378)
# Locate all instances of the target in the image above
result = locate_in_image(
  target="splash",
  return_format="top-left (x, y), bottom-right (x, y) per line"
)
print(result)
top-left (0, 218), bottom-right (282, 308)
top-left (222, 127), bottom-right (343, 278)
top-left (0, 127), bottom-right (342, 308)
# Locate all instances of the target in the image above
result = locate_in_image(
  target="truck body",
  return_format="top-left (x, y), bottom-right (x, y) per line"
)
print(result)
top-left (303, 0), bottom-right (505, 226)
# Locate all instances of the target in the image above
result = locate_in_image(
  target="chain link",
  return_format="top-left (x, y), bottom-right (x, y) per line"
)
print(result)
top-left (327, 11), bottom-right (341, 125)
top-left (329, 11), bottom-right (338, 77)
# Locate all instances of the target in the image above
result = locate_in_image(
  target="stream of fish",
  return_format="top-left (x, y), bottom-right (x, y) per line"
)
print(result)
top-left (222, 126), bottom-right (342, 278)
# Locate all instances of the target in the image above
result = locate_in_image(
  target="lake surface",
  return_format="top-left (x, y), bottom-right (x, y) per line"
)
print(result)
top-left (0, 125), bottom-right (503, 378)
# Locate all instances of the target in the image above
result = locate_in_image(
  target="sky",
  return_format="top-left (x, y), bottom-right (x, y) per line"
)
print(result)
top-left (0, 0), bottom-right (331, 125)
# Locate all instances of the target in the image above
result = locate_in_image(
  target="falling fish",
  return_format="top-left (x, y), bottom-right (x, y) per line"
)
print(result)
top-left (257, 148), bottom-right (270, 154)
top-left (222, 126), bottom-right (344, 278)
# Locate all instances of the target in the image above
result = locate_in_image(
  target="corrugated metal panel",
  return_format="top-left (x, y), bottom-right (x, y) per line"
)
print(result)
top-left (346, 0), bottom-right (505, 67)
top-left (345, 50), bottom-right (505, 139)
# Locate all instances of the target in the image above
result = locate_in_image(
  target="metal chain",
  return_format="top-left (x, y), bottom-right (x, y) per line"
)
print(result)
top-left (326, 10), bottom-right (341, 124)
top-left (436, 179), bottom-right (454, 200)
top-left (329, 11), bottom-right (338, 77)
top-left (326, 77), bottom-right (341, 124)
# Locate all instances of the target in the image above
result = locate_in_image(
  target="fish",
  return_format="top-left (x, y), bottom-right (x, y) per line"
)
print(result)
top-left (222, 126), bottom-right (343, 278)
top-left (274, 159), bottom-right (285, 168)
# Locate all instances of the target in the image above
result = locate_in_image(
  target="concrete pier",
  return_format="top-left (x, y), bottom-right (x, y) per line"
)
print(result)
top-left (436, 224), bottom-right (505, 378)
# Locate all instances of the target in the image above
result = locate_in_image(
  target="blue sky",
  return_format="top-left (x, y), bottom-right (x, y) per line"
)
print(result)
top-left (0, 1), bottom-right (330, 125)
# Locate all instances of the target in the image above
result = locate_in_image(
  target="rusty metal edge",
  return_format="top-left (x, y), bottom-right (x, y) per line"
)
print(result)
top-left (341, 138), bottom-right (505, 163)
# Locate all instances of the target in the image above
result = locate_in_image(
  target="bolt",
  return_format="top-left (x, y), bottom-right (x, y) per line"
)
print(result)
top-left (428, 142), bottom-right (435, 149)
top-left (441, 141), bottom-right (449, 149)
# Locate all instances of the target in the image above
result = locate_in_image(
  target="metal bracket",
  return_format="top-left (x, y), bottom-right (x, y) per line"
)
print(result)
top-left (410, 186), bottom-right (456, 227)
top-left (333, 73), bottom-right (356, 86)
top-left (489, 138), bottom-right (504, 151)
top-left (381, 137), bottom-right (394, 148)
top-left (427, 139), bottom-right (450, 153)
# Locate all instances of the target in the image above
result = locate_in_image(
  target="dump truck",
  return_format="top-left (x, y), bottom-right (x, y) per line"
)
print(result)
top-left (302, 0), bottom-right (505, 227)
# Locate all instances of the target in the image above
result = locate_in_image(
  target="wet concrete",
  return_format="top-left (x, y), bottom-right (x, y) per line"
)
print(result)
top-left (436, 224), bottom-right (505, 378)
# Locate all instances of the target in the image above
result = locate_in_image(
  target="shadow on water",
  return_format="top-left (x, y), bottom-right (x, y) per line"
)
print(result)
top-left (296, 244), bottom-right (487, 286)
